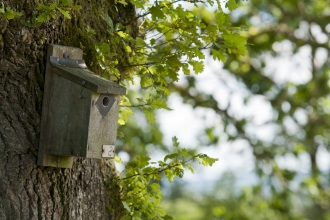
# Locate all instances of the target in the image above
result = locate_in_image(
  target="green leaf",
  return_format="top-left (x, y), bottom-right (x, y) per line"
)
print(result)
top-left (150, 99), bottom-right (172, 110)
top-left (95, 42), bottom-right (110, 54)
top-left (165, 169), bottom-right (174, 182)
top-left (114, 156), bottom-right (122, 163)
top-left (59, 0), bottom-right (72, 7)
top-left (36, 4), bottom-right (48, 10)
top-left (187, 164), bottom-right (195, 174)
top-left (178, 148), bottom-right (190, 158)
top-left (118, 118), bottom-right (126, 125)
top-left (140, 75), bottom-right (153, 88)
top-left (167, 69), bottom-right (179, 81)
top-left (37, 12), bottom-right (50, 23)
top-left (122, 202), bottom-right (131, 212)
top-left (124, 45), bottom-right (132, 53)
top-left (223, 33), bottom-right (246, 47)
top-left (176, 163), bottom-right (184, 170)
top-left (215, 11), bottom-right (225, 27)
top-left (226, 0), bottom-right (238, 11)
top-left (0, 5), bottom-right (22, 20)
top-left (101, 13), bottom-right (114, 32)
top-left (0, 3), bottom-right (5, 13)
top-left (182, 64), bottom-right (190, 75)
top-left (156, 206), bottom-right (166, 217)
top-left (164, 153), bottom-right (178, 162)
top-left (119, 107), bottom-right (134, 125)
top-left (223, 33), bottom-right (247, 55)
top-left (50, 11), bottom-right (57, 19)
top-left (212, 49), bottom-right (227, 62)
top-left (4, 11), bottom-right (16, 20)
top-left (129, 0), bottom-right (144, 8)
top-left (116, 0), bottom-right (128, 6)
top-left (164, 215), bottom-right (174, 220)
top-left (149, 5), bottom-right (165, 20)
top-left (136, 37), bottom-right (147, 47)
top-left (150, 183), bottom-right (161, 192)
top-left (117, 31), bottom-right (129, 38)
top-left (172, 136), bottom-right (180, 148)
top-left (58, 8), bottom-right (71, 19)
top-left (142, 166), bottom-right (153, 174)
top-left (136, 155), bottom-right (150, 167)
top-left (167, 57), bottom-right (181, 68)
top-left (190, 61), bottom-right (204, 74)
top-left (49, 3), bottom-right (57, 10)
top-left (72, 5), bottom-right (82, 10)
top-left (150, 38), bottom-right (156, 45)
top-left (158, 86), bottom-right (170, 96)
top-left (117, 132), bottom-right (124, 138)
top-left (201, 156), bottom-right (218, 167)
top-left (143, 108), bottom-right (155, 124)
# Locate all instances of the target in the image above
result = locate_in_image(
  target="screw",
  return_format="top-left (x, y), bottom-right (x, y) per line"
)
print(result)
top-left (78, 94), bottom-right (82, 99)
top-left (82, 81), bottom-right (86, 85)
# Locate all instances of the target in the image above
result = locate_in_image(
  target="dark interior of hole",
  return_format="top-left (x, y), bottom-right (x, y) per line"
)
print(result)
top-left (103, 96), bottom-right (110, 106)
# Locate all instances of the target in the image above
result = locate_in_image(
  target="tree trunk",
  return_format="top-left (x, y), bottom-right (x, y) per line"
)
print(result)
top-left (0, 0), bottom-right (132, 219)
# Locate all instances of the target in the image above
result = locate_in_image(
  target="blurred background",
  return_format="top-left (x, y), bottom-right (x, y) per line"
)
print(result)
top-left (116, 0), bottom-right (330, 219)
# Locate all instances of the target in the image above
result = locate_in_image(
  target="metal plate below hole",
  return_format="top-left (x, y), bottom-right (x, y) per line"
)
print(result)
top-left (102, 145), bottom-right (115, 158)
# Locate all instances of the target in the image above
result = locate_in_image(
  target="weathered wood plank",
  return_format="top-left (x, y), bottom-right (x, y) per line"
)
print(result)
top-left (38, 44), bottom-right (83, 168)
top-left (45, 73), bottom-right (92, 157)
top-left (86, 93), bottom-right (120, 158)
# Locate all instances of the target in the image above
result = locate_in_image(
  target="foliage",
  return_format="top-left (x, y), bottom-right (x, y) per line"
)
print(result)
top-left (164, 0), bottom-right (330, 219)
top-left (77, 0), bottom-right (247, 217)
top-left (0, 2), bottom-right (22, 20)
top-left (89, 0), bottom-right (247, 127)
top-left (104, 0), bottom-right (247, 217)
top-left (93, 0), bottom-right (246, 218)
top-left (115, 137), bottom-right (217, 220)
top-left (20, 0), bottom-right (81, 27)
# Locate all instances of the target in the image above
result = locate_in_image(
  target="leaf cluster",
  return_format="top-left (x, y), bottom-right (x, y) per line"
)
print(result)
top-left (86, 0), bottom-right (247, 127)
top-left (115, 136), bottom-right (218, 219)
top-left (0, 2), bottom-right (22, 20)
top-left (20, 0), bottom-right (81, 27)
top-left (168, 0), bottom-right (330, 219)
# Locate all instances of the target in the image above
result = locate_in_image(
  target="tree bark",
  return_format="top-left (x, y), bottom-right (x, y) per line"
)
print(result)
top-left (0, 0), bottom-right (132, 219)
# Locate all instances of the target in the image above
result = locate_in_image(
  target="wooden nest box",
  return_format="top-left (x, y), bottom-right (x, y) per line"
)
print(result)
top-left (38, 44), bottom-right (126, 168)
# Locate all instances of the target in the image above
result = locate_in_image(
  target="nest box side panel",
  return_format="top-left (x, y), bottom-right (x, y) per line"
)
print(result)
top-left (45, 73), bottom-right (92, 157)
top-left (86, 93), bottom-right (120, 158)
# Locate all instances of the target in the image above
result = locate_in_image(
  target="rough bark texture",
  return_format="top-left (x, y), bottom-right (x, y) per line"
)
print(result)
top-left (0, 0), bottom-right (134, 219)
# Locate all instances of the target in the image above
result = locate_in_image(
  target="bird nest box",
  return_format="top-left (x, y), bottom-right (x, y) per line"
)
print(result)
top-left (38, 44), bottom-right (126, 168)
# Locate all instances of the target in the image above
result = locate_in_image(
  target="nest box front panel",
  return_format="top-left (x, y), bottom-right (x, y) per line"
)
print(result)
top-left (86, 92), bottom-right (120, 158)
top-left (45, 72), bottom-right (92, 157)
